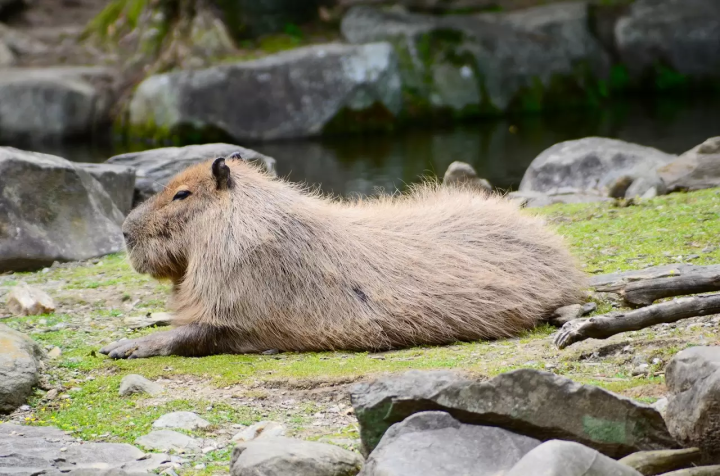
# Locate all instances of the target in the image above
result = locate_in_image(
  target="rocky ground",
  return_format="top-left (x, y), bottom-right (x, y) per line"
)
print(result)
top-left (1, 187), bottom-right (719, 475)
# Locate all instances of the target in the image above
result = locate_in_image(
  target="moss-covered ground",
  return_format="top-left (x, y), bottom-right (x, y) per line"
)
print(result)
top-left (1, 188), bottom-right (719, 475)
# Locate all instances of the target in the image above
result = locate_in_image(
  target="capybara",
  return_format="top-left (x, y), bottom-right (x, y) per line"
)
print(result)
top-left (100, 154), bottom-right (586, 359)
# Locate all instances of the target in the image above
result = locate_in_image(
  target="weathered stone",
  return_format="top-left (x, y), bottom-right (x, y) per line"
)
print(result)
top-left (6, 282), bottom-right (55, 316)
top-left (550, 304), bottom-right (585, 326)
top-left (342, 2), bottom-right (609, 115)
top-left (123, 312), bottom-right (173, 330)
top-left (351, 368), bottom-right (676, 457)
top-left (230, 436), bottom-right (363, 476)
top-left (615, 0), bottom-right (720, 83)
top-left (360, 411), bottom-right (539, 476)
top-left (658, 137), bottom-right (720, 193)
top-left (0, 324), bottom-right (44, 413)
top-left (119, 375), bottom-right (164, 397)
top-left (231, 421), bottom-right (286, 443)
top-left (106, 144), bottom-right (276, 205)
top-left (134, 430), bottom-right (200, 454)
top-left (0, 147), bottom-right (125, 272)
top-left (0, 67), bottom-right (114, 142)
top-left (442, 161), bottom-right (491, 192)
top-left (519, 137), bottom-right (677, 195)
top-left (76, 163), bottom-right (137, 216)
top-left (506, 440), bottom-right (643, 476)
top-left (0, 423), bottom-right (169, 474)
top-left (665, 346), bottom-right (720, 458)
top-left (152, 412), bottom-right (211, 431)
top-left (619, 448), bottom-right (703, 476)
top-left (124, 42), bottom-right (401, 144)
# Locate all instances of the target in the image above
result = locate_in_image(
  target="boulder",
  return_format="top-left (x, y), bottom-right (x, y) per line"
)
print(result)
top-left (506, 440), bottom-right (643, 476)
top-left (615, 0), bottom-right (720, 83)
top-left (152, 412), bottom-right (211, 431)
top-left (6, 282), bottom-right (55, 316)
top-left (118, 375), bottom-right (164, 397)
top-left (658, 137), bottom-right (720, 192)
top-left (351, 368), bottom-right (677, 457)
top-left (106, 144), bottom-right (277, 205)
top-left (442, 161), bottom-right (491, 192)
top-left (0, 147), bottom-right (125, 272)
top-left (359, 411), bottom-right (540, 476)
top-left (134, 430), bottom-right (200, 454)
top-left (665, 346), bottom-right (720, 458)
top-left (341, 3), bottom-right (609, 116)
top-left (0, 422), bottom-right (169, 474)
top-left (518, 137), bottom-right (677, 195)
top-left (0, 324), bottom-right (44, 413)
top-left (230, 436), bottom-right (364, 476)
top-left (618, 448), bottom-right (703, 476)
top-left (124, 42), bottom-right (402, 143)
top-left (0, 67), bottom-right (114, 142)
top-left (76, 163), bottom-right (137, 216)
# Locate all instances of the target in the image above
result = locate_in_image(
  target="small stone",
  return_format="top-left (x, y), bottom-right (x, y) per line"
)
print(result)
top-left (581, 302), bottom-right (597, 315)
top-left (152, 412), bottom-right (211, 431)
top-left (6, 283), bottom-right (55, 316)
top-left (619, 447), bottom-right (702, 476)
top-left (194, 464), bottom-right (206, 470)
top-left (47, 347), bottom-right (62, 359)
top-left (550, 304), bottom-right (584, 326)
top-left (19, 404), bottom-right (30, 411)
top-left (231, 421), bottom-right (286, 443)
top-left (261, 349), bottom-right (280, 355)
top-left (544, 363), bottom-right (557, 370)
top-left (124, 312), bottom-right (174, 330)
top-left (702, 246), bottom-right (716, 253)
top-left (119, 374), bottom-right (164, 397)
top-left (135, 430), bottom-right (201, 453)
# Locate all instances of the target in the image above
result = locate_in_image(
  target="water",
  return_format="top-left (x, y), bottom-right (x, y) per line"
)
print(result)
top-left (9, 96), bottom-right (720, 198)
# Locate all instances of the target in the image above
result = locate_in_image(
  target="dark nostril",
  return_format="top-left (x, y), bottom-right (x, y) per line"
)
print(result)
top-left (123, 233), bottom-right (129, 240)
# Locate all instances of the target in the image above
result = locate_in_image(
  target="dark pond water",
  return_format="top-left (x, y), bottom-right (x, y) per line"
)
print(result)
top-left (9, 96), bottom-right (720, 198)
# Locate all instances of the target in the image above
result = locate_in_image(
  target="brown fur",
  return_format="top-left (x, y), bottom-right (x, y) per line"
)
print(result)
top-left (116, 157), bottom-right (587, 355)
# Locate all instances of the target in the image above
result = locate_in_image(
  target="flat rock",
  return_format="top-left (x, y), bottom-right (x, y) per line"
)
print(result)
top-left (0, 423), bottom-right (169, 474)
top-left (123, 313), bottom-right (173, 330)
top-left (665, 346), bottom-right (720, 458)
top-left (231, 421), bottom-right (286, 443)
top-left (134, 430), bottom-right (200, 454)
top-left (351, 368), bottom-right (677, 458)
top-left (359, 411), bottom-right (540, 476)
top-left (124, 42), bottom-right (401, 144)
top-left (506, 440), bottom-right (643, 476)
top-left (6, 282), bottom-right (55, 316)
top-left (76, 163), bottom-right (137, 216)
top-left (658, 137), bottom-right (720, 192)
top-left (0, 67), bottom-right (114, 142)
top-left (518, 137), bottom-right (677, 195)
top-left (230, 436), bottom-right (364, 476)
top-left (152, 412), bottom-right (210, 431)
top-left (619, 448), bottom-right (703, 476)
top-left (615, 0), bottom-right (720, 82)
top-left (106, 144), bottom-right (276, 205)
top-left (0, 324), bottom-right (44, 413)
top-left (0, 147), bottom-right (125, 272)
top-left (119, 375), bottom-right (164, 397)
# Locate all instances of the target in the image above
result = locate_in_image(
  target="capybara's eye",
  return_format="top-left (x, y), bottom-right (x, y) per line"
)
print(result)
top-left (173, 190), bottom-right (192, 201)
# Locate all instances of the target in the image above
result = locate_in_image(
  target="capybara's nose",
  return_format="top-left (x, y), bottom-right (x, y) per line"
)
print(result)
top-left (123, 232), bottom-right (129, 241)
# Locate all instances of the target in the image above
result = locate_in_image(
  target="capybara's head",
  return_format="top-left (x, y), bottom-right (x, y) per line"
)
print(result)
top-left (122, 155), bottom-right (239, 281)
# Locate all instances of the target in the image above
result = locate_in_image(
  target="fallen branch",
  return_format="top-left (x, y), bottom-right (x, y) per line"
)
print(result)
top-left (621, 272), bottom-right (720, 307)
top-left (554, 293), bottom-right (720, 349)
top-left (590, 264), bottom-right (720, 291)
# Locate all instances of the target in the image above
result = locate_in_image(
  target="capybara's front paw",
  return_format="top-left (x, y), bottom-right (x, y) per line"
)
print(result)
top-left (99, 332), bottom-right (175, 359)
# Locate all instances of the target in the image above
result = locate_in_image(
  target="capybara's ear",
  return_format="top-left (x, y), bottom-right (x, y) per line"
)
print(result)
top-left (227, 151), bottom-right (244, 161)
top-left (212, 157), bottom-right (233, 190)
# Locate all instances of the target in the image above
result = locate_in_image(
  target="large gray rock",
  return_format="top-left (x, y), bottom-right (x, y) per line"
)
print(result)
top-left (0, 423), bottom-right (169, 474)
top-left (351, 368), bottom-right (677, 458)
top-left (0, 324), bottom-right (44, 413)
top-left (615, 0), bottom-right (720, 83)
top-left (125, 42), bottom-right (401, 143)
top-left (0, 147), bottom-right (125, 272)
top-left (658, 137), bottom-right (720, 192)
top-left (359, 411), bottom-right (540, 476)
top-left (665, 346), bottom-right (720, 458)
top-left (518, 137), bottom-right (677, 195)
top-left (231, 436), bottom-right (363, 476)
top-left (341, 3), bottom-right (609, 116)
top-left (506, 440), bottom-right (643, 476)
top-left (0, 67), bottom-right (114, 142)
top-left (76, 163), bottom-right (137, 216)
top-left (106, 143), bottom-right (276, 205)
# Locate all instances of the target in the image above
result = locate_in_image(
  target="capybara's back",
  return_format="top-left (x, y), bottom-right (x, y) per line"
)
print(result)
top-left (122, 158), bottom-right (588, 353)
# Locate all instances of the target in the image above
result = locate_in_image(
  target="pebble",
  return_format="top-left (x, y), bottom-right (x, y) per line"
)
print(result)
top-left (47, 347), bottom-right (62, 359)
top-left (231, 421), bottom-right (286, 443)
top-left (119, 374), bottom-right (164, 397)
top-left (632, 364), bottom-right (650, 376)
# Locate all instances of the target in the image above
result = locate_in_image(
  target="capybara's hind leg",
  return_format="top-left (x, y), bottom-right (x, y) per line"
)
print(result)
top-left (99, 324), bottom-right (262, 359)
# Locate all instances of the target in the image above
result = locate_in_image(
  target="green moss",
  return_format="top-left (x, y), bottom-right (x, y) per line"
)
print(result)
top-left (653, 63), bottom-right (689, 92)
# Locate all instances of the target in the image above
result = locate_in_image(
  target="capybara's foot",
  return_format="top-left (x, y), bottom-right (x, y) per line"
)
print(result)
top-left (100, 331), bottom-right (176, 359)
